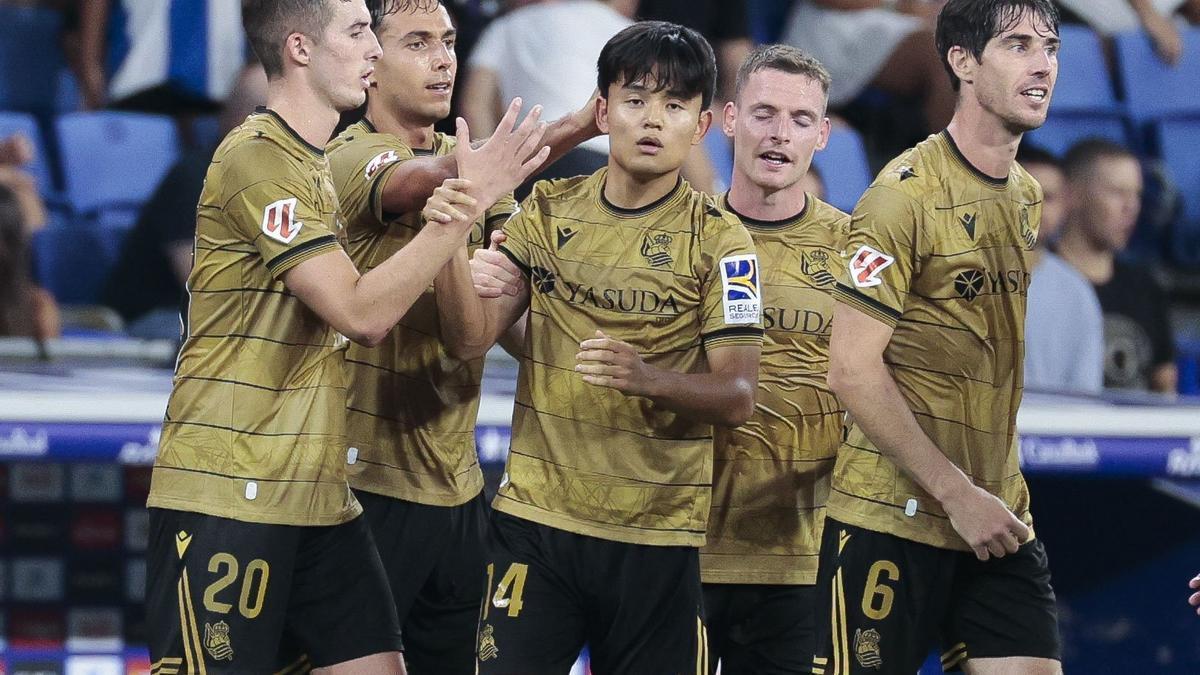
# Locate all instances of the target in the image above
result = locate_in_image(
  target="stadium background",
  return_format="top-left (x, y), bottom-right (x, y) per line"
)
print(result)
top-left (0, 0), bottom-right (1199, 673)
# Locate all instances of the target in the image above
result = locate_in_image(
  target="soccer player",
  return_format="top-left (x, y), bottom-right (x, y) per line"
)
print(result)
top-left (700, 45), bottom-right (848, 674)
top-left (473, 21), bottom-right (763, 674)
top-left (814, 1), bottom-right (1063, 673)
top-left (144, 1), bottom-right (507, 672)
top-left (324, 1), bottom-right (596, 672)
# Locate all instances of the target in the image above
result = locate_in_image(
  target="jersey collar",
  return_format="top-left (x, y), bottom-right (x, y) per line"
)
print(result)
top-left (720, 192), bottom-right (810, 231)
top-left (254, 106), bottom-right (325, 156)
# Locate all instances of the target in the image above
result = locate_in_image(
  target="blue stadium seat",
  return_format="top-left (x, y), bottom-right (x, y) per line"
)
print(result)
top-left (1025, 115), bottom-right (1130, 157)
top-left (55, 112), bottom-right (179, 215)
top-left (812, 126), bottom-right (873, 213)
top-left (1054, 25), bottom-right (1121, 114)
top-left (32, 214), bottom-right (121, 305)
top-left (0, 6), bottom-right (63, 113)
top-left (1115, 27), bottom-right (1200, 124)
top-left (0, 111), bottom-right (53, 195)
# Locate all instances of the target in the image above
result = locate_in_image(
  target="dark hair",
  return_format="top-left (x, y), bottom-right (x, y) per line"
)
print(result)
top-left (935, 0), bottom-right (1059, 91)
top-left (734, 44), bottom-right (831, 103)
top-left (0, 185), bottom-right (33, 337)
top-left (370, 0), bottom-right (428, 30)
top-left (597, 21), bottom-right (717, 110)
top-left (1062, 137), bottom-right (1136, 181)
top-left (243, 0), bottom-right (346, 78)
top-left (1016, 143), bottom-right (1060, 170)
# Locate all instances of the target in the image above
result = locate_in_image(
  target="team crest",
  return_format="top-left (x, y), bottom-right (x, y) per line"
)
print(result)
top-left (261, 197), bottom-right (302, 244)
top-left (1020, 206), bottom-right (1037, 250)
top-left (204, 620), bottom-right (234, 661)
top-left (854, 628), bottom-right (882, 669)
top-left (720, 254), bottom-right (762, 325)
top-left (848, 245), bottom-right (894, 288)
top-left (478, 624), bottom-right (499, 661)
top-left (641, 233), bottom-right (674, 267)
top-left (801, 250), bottom-right (836, 286)
top-left (364, 150), bottom-right (400, 179)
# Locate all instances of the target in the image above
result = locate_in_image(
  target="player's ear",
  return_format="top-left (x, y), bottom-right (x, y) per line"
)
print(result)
top-left (722, 101), bottom-right (736, 139)
top-left (815, 115), bottom-right (831, 152)
top-left (692, 108), bottom-right (712, 145)
top-left (947, 45), bottom-right (975, 87)
top-left (596, 95), bottom-right (610, 134)
top-left (285, 31), bottom-right (312, 67)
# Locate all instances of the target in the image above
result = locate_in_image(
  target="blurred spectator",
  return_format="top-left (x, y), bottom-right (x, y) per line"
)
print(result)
top-left (76, 0), bottom-right (245, 113)
top-left (1019, 144), bottom-right (1104, 394)
top-left (0, 184), bottom-right (59, 340)
top-left (462, 0), bottom-right (631, 184)
top-left (100, 64), bottom-right (267, 341)
top-left (1057, 139), bottom-right (1177, 393)
top-left (622, 0), bottom-right (752, 110)
top-left (1057, 0), bottom-right (1200, 65)
top-left (0, 133), bottom-right (47, 234)
top-left (780, 0), bottom-right (956, 134)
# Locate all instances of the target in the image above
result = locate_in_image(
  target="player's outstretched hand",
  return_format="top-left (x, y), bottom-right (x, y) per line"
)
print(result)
top-left (1189, 574), bottom-right (1200, 616)
top-left (942, 483), bottom-right (1029, 562)
top-left (575, 330), bottom-right (653, 396)
top-left (455, 99), bottom-right (551, 206)
top-left (423, 178), bottom-right (480, 235)
top-left (471, 230), bottom-right (525, 299)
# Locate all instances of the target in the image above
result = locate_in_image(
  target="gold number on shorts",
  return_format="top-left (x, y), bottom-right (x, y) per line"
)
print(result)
top-left (203, 552), bottom-right (238, 614)
top-left (490, 563), bottom-right (529, 618)
top-left (483, 563), bottom-right (496, 620)
top-left (203, 552), bottom-right (271, 619)
top-left (861, 560), bottom-right (900, 621)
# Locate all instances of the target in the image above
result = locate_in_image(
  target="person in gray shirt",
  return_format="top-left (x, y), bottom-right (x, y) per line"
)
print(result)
top-left (1020, 144), bottom-right (1104, 394)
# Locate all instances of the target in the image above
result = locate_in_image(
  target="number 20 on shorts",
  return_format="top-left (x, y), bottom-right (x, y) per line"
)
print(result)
top-left (483, 562), bottom-right (529, 619)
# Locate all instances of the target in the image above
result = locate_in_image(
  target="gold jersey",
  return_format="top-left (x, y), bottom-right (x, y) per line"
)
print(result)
top-left (326, 120), bottom-right (515, 506)
top-left (148, 108), bottom-right (360, 526)
top-left (495, 169), bottom-right (764, 547)
top-left (700, 194), bottom-right (849, 585)
top-left (828, 131), bottom-right (1042, 551)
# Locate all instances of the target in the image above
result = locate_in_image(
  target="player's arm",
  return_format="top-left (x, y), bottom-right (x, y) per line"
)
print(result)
top-left (575, 335), bottom-right (759, 426)
top-left (377, 96), bottom-right (600, 215)
top-left (433, 117), bottom-right (549, 360)
top-left (826, 303), bottom-right (1029, 562)
top-left (283, 179), bottom-right (483, 347)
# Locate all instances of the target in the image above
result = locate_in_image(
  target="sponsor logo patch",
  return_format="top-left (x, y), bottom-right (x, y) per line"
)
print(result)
top-left (720, 254), bottom-right (762, 325)
top-left (364, 150), bottom-right (400, 179)
top-left (261, 197), bottom-right (302, 244)
top-left (848, 245), bottom-right (894, 288)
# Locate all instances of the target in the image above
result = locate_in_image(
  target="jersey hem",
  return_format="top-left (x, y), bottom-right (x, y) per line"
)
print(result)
top-left (493, 497), bottom-right (706, 548)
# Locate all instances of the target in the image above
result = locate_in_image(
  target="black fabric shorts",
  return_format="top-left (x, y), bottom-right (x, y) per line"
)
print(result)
top-left (355, 488), bottom-right (490, 675)
top-left (702, 583), bottom-right (817, 674)
top-left (476, 510), bottom-right (708, 675)
top-left (145, 508), bottom-right (402, 674)
top-left (812, 519), bottom-right (1061, 675)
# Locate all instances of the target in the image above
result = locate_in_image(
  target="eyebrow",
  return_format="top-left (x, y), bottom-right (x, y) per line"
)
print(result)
top-left (751, 103), bottom-right (818, 119)
top-left (349, 19), bottom-right (370, 31)
top-left (1003, 32), bottom-right (1060, 47)
top-left (402, 29), bottom-right (457, 40)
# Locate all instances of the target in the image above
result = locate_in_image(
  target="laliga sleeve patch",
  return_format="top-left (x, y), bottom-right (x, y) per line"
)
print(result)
top-left (848, 245), bottom-right (894, 288)
top-left (719, 254), bottom-right (762, 325)
top-left (261, 197), bottom-right (303, 244)
top-left (364, 150), bottom-right (400, 180)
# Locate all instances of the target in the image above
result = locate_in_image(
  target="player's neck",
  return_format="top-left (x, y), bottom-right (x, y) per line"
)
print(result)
top-left (265, 81), bottom-right (340, 151)
top-left (367, 97), bottom-right (436, 150)
top-left (602, 164), bottom-right (681, 210)
top-left (945, 108), bottom-right (1020, 181)
top-left (1056, 225), bottom-right (1114, 284)
top-left (727, 171), bottom-right (807, 222)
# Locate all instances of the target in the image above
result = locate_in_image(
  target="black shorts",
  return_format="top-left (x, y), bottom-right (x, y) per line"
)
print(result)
top-left (355, 489), bottom-right (489, 675)
top-left (477, 510), bottom-right (708, 675)
top-left (702, 583), bottom-right (817, 674)
top-left (812, 519), bottom-right (1061, 675)
top-left (145, 508), bottom-right (403, 674)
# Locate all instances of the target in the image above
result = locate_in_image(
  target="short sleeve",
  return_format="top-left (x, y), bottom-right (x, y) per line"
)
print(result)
top-left (223, 174), bottom-right (339, 279)
top-left (833, 185), bottom-right (925, 327)
top-left (497, 192), bottom-right (542, 277)
top-left (697, 211), bottom-right (764, 349)
top-left (327, 134), bottom-right (415, 233)
top-left (485, 192), bottom-right (518, 237)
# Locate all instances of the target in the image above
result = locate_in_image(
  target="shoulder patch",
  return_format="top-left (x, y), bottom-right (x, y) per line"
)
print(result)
top-left (262, 197), bottom-right (302, 244)
top-left (364, 150), bottom-right (401, 180)
top-left (848, 245), bottom-right (894, 288)
top-left (719, 254), bottom-right (762, 324)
